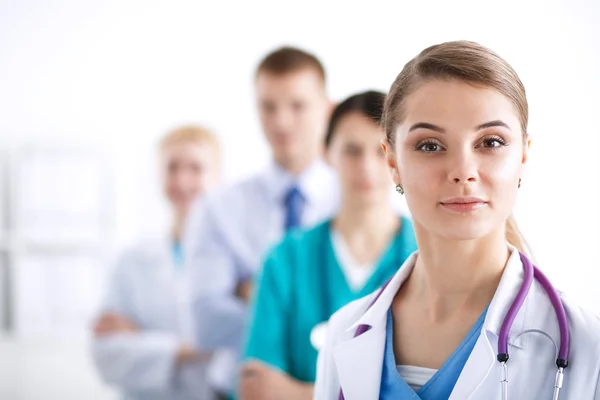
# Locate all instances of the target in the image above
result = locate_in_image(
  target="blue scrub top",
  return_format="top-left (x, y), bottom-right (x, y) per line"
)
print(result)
top-left (380, 307), bottom-right (488, 399)
top-left (244, 217), bottom-right (417, 383)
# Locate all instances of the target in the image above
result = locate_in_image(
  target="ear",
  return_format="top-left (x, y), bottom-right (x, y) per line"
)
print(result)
top-left (382, 139), bottom-right (401, 186)
top-left (522, 133), bottom-right (531, 164)
top-left (326, 100), bottom-right (336, 116)
top-left (519, 133), bottom-right (531, 183)
top-left (324, 147), bottom-right (332, 166)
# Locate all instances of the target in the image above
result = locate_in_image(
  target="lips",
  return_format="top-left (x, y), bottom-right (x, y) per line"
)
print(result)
top-left (440, 197), bottom-right (488, 213)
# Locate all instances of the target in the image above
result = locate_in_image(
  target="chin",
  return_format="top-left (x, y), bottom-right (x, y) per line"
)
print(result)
top-left (347, 190), bottom-right (373, 202)
top-left (442, 221), bottom-right (494, 240)
top-left (430, 217), bottom-right (498, 242)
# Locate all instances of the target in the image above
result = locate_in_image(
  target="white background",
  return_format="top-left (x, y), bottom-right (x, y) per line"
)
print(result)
top-left (0, 0), bottom-right (599, 398)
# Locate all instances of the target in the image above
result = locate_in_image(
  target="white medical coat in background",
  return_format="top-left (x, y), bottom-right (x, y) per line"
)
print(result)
top-left (92, 237), bottom-right (215, 400)
top-left (314, 246), bottom-right (600, 400)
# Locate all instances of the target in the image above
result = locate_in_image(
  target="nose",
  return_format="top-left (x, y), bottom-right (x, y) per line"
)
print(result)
top-left (271, 107), bottom-right (294, 131)
top-left (362, 151), bottom-right (376, 173)
top-left (447, 148), bottom-right (478, 184)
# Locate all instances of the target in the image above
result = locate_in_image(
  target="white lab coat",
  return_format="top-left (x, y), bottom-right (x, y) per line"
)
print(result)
top-left (92, 237), bottom-right (215, 400)
top-left (314, 246), bottom-right (600, 399)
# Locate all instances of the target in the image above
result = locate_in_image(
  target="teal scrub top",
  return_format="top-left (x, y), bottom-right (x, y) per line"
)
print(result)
top-left (244, 216), bottom-right (417, 383)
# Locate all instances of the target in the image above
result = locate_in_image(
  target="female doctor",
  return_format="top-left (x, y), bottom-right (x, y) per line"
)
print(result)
top-left (92, 125), bottom-right (221, 400)
top-left (314, 41), bottom-right (600, 400)
top-left (240, 91), bottom-right (417, 400)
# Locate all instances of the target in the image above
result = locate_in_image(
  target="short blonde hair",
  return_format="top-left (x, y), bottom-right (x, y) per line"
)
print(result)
top-left (159, 125), bottom-right (221, 158)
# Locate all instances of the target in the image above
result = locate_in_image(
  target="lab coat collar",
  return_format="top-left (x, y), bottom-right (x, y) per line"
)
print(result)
top-left (334, 252), bottom-right (417, 400)
top-left (334, 244), bottom-right (535, 400)
top-left (345, 244), bottom-right (530, 349)
top-left (481, 245), bottom-right (532, 349)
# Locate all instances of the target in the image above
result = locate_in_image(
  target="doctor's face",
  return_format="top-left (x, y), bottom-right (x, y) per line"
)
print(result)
top-left (161, 141), bottom-right (220, 216)
top-left (256, 69), bottom-right (330, 169)
top-left (327, 112), bottom-right (391, 206)
top-left (385, 80), bottom-right (529, 240)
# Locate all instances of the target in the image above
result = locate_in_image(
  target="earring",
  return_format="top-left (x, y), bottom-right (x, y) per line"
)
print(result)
top-left (518, 178), bottom-right (522, 188)
top-left (395, 184), bottom-right (404, 195)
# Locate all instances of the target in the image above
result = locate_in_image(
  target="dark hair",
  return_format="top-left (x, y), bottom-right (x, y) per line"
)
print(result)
top-left (256, 46), bottom-right (326, 82)
top-left (325, 90), bottom-right (386, 148)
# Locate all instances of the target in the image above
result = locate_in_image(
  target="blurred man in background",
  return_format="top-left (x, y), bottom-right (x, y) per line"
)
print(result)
top-left (92, 125), bottom-right (222, 400)
top-left (185, 47), bottom-right (339, 398)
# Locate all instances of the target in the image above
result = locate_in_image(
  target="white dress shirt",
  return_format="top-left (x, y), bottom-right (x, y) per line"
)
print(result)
top-left (184, 159), bottom-right (339, 393)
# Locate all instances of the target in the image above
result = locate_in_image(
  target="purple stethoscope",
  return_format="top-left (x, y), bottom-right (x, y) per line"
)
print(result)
top-left (339, 252), bottom-right (570, 400)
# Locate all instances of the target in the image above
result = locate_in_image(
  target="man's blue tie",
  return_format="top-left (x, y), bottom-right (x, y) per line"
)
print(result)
top-left (284, 185), bottom-right (305, 231)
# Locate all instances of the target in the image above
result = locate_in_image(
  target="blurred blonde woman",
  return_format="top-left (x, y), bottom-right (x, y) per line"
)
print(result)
top-left (92, 125), bottom-right (221, 400)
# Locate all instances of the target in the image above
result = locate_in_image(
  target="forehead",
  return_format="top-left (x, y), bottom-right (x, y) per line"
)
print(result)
top-left (400, 80), bottom-right (521, 133)
top-left (255, 69), bottom-right (324, 99)
top-left (162, 141), bottom-right (217, 161)
top-left (333, 112), bottom-right (383, 142)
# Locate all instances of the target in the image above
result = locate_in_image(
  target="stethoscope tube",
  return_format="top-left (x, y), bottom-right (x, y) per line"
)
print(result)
top-left (338, 252), bottom-right (571, 400)
top-left (498, 253), bottom-right (570, 399)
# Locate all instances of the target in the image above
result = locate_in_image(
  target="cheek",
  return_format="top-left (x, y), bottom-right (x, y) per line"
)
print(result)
top-left (333, 156), bottom-right (361, 185)
top-left (399, 155), bottom-right (440, 193)
top-left (164, 182), bottom-right (180, 202)
top-left (299, 112), bottom-right (316, 132)
top-left (481, 152), bottom-right (522, 192)
top-left (260, 114), bottom-right (275, 131)
top-left (336, 159), bottom-right (356, 181)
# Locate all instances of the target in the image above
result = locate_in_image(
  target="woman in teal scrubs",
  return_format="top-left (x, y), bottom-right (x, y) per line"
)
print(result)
top-left (239, 91), bottom-right (417, 400)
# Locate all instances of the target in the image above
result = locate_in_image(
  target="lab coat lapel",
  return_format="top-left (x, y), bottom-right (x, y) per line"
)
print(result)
top-left (448, 330), bottom-right (496, 399)
top-left (333, 253), bottom-right (418, 400)
top-left (150, 236), bottom-right (188, 334)
top-left (333, 322), bottom-right (387, 400)
top-left (450, 246), bottom-right (532, 399)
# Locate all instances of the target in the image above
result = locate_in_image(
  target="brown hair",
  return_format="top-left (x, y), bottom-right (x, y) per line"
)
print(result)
top-left (383, 40), bottom-right (531, 256)
top-left (160, 124), bottom-right (221, 161)
top-left (256, 46), bottom-right (326, 83)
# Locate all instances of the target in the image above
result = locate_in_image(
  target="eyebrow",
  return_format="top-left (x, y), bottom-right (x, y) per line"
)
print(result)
top-left (408, 120), bottom-right (511, 133)
top-left (475, 120), bottom-right (511, 131)
top-left (408, 122), bottom-right (446, 133)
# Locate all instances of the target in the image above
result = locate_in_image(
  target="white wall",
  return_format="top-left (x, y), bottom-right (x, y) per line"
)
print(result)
top-left (2, 0), bottom-right (599, 300)
top-left (0, 0), bottom-right (599, 396)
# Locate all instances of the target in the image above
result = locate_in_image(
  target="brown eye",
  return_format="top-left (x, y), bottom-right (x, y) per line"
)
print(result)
top-left (479, 136), bottom-right (507, 149)
top-left (416, 140), bottom-right (444, 153)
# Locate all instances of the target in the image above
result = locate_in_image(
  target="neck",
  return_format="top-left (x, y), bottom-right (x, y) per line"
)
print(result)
top-left (405, 225), bottom-right (509, 321)
top-left (172, 213), bottom-right (186, 243)
top-left (333, 197), bottom-right (398, 264)
top-left (275, 147), bottom-right (321, 176)
top-left (335, 198), bottom-right (396, 233)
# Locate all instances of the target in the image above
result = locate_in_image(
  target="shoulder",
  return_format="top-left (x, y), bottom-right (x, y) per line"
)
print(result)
top-left (204, 174), bottom-right (265, 211)
top-left (397, 216), bottom-right (416, 241)
top-left (398, 215), bottom-right (414, 232)
top-left (557, 293), bottom-right (600, 392)
top-left (114, 238), bottom-right (167, 276)
top-left (263, 221), bottom-right (331, 268)
top-left (189, 174), bottom-right (268, 237)
top-left (531, 283), bottom-right (600, 373)
top-left (560, 293), bottom-right (600, 349)
top-left (393, 216), bottom-right (418, 257)
top-left (279, 221), bottom-right (330, 250)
